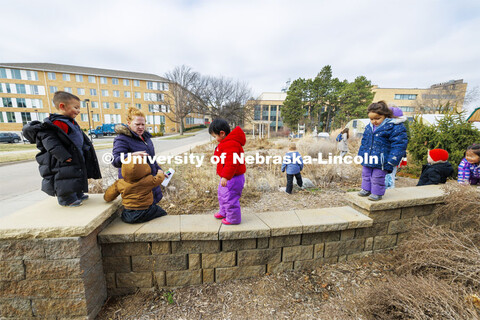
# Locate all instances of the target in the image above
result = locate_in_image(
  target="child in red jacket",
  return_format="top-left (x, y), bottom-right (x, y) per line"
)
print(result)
top-left (209, 119), bottom-right (246, 225)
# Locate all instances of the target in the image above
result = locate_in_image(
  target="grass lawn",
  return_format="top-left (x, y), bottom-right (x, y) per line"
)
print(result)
top-left (0, 144), bottom-right (113, 164)
top-left (161, 134), bottom-right (194, 140)
top-left (0, 143), bottom-right (38, 152)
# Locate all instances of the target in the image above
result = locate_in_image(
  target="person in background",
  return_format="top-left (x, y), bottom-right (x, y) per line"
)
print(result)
top-left (336, 128), bottom-right (349, 158)
top-left (281, 142), bottom-right (304, 194)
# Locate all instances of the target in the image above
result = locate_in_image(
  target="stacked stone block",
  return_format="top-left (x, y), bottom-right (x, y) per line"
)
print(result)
top-left (0, 232), bottom-right (106, 319)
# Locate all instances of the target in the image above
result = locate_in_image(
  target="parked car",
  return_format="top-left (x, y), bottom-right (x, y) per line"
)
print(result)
top-left (0, 132), bottom-right (21, 143)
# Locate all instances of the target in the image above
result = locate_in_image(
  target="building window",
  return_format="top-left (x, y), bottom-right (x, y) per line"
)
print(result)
top-left (101, 89), bottom-right (109, 97)
top-left (75, 75), bottom-right (83, 82)
top-left (31, 99), bottom-right (43, 108)
top-left (88, 76), bottom-right (96, 83)
top-left (113, 90), bottom-right (120, 97)
top-left (77, 88), bottom-right (85, 95)
top-left (92, 114), bottom-right (100, 122)
top-left (114, 102), bottom-right (121, 109)
top-left (29, 85), bottom-right (40, 95)
top-left (394, 94), bottom-right (417, 100)
top-left (21, 112), bottom-right (32, 124)
top-left (400, 106), bottom-right (415, 112)
top-left (135, 103), bottom-right (141, 109)
top-left (90, 89), bottom-right (97, 96)
top-left (16, 84), bottom-right (26, 94)
top-left (0, 68), bottom-right (7, 78)
top-left (112, 78), bottom-right (119, 85)
top-left (81, 114), bottom-right (89, 122)
top-left (17, 98), bottom-right (27, 108)
top-left (27, 71), bottom-right (38, 81)
top-left (6, 112), bottom-right (16, 122)
top-left (63, 74), bottom-right (71, 81)
top-left (64, 87), bottom-right (72, 93)
top-left (123, 79), bottom-right (130, 86)
top-left (11, 69), bottom-right (21, 79)
top-left (50, 86), bottom-right (58, 93)
top-left (134, 92), bottom-right (141, 99)
top-left (125, 103), bottom-right (130, 109)
top-left (124, 91), bottom-right (131, 98)
top-left (102, 102), bottom-right (110, 109)
top-left (100, 77), bottom-right (107, 84)
top-left (91, 101), bottom-right (99, 108)
top-left (133, 80), bottom-right (140, 87)
top-left (47, 72), bottom-right (56, 80)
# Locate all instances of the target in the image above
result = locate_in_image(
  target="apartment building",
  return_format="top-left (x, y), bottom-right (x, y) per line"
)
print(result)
top-left (0, 63), bottom-right (204, 134)
top-left (372, 79), bottom-right (468, 116)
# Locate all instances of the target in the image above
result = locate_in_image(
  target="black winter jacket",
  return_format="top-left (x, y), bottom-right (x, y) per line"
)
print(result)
top-left (22, 115), bottom-right (101, 197)
top-left (417, 161), bottom-right (453, 186)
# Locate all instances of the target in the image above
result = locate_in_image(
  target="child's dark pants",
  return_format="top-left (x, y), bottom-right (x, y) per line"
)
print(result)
top-left (121, 204), bottom-right (167, 224)
top-left (286, 173), bottom-right (303, 194)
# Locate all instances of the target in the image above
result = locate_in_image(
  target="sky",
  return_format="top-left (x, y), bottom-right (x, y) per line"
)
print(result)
top-left (1, 0), bottom-right (479, 110)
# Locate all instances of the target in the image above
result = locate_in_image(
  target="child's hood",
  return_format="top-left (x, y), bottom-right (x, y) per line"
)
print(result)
top-left (221, 126), bottom-right (246, 146)
top-left (121, 162), bottom-right (152, 183)
top-left (390, 116), bottom-right (407, 124)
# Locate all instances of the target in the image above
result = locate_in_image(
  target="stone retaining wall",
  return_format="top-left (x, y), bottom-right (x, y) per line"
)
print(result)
top-left (0, 185), bottom-right (445, 319)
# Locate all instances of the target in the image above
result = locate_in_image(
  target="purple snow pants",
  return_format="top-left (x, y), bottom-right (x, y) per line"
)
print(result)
top-left (361, 166), bottom-right (387, 196)
top-left (218, 174), bottom-right (245, 224)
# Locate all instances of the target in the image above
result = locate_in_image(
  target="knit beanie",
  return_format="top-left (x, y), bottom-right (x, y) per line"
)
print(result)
top-left (429, 149), bottom-right (449, 162)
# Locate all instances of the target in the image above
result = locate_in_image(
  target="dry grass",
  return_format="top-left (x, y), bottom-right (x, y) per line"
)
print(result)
top-left (321, 274), bottom-right (480, 320)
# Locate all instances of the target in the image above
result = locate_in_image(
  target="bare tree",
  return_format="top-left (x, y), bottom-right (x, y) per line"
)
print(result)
top-left (164, 65), bottom-right (204, 135)
top-left (199, 76), bottom-right (252, 127)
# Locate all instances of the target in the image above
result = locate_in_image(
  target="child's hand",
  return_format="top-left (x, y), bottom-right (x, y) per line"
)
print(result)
top-left (156, 170), bottom-right (165, 182)
top-left (66, 158), bottom-right (72, 162)
top-left (220, 177), bottom-right (228, 187)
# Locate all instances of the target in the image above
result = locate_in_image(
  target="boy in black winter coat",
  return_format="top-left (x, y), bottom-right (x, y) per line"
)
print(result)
top-left (417, 149), bottom-right (453, 186)
top-left (23, 91), bottom-right (101, 206)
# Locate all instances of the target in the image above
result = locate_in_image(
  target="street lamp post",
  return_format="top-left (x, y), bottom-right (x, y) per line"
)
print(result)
top-left (85, 99), bottom-right (93, 141)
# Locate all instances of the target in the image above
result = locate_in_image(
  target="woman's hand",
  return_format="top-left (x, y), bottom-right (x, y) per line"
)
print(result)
top-left (220, 177), bottom-right (228, 187)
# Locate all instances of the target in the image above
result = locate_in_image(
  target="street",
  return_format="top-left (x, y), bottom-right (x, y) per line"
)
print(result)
top-left (0, 129), bottom-right (211, 216)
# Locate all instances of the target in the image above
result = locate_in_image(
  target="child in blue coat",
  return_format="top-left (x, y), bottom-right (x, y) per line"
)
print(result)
top-left (281, 143), bottom-right (304, 194)
top-left (357, 101), bottom-right (408, 201)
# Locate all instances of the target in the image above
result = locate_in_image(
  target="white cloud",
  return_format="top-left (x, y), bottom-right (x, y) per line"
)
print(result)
top-left (0, 0), bottom-right (479, 108)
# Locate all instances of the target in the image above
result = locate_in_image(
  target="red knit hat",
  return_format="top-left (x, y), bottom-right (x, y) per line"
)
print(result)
top-left (429, 149), bottom-right (449, 162)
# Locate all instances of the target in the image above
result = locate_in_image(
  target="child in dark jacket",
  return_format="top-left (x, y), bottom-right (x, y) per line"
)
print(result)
top-left (209, 119), bottom-right (246, 225)
top-left (357, 101), bottom-right (408, 201)
top-left (104, 161), bottom-right (167, 223)
top-left (417, 149), bottom-right (453, 186)
top-left (281, 143), bottom-right (304, 194)
top-left (22, 91), bottom-right (101, 207)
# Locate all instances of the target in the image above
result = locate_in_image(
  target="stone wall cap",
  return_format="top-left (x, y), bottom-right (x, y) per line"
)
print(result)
top-left (98, 217), bottom-right (145, 243)
top-left (295, 207), bottom-right (366, 233)
top-left (346, 185), bottom-right (445, 211)
top-left (255, 210), bottom-right (303, 236)
top-left (219, 213), bottom-right (270, 240)
top-left (180, 215), bottom-right (221, 240)
top-left (135, 215), bottom-right (181, 242)
top-left (0, 194), bottom-right (120, 240)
